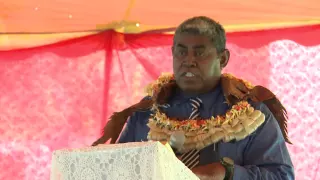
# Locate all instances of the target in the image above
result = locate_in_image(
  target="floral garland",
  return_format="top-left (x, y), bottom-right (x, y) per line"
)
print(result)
top-left (145, 72), bottom-right (175, 97)
top-left (150, 101), bottom-right (251, 133)
top-left (146, 73), bottom-right (266, 152)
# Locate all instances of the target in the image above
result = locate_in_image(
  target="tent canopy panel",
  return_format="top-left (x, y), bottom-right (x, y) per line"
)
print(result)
top-left (1, 0), bottom-right (319, 33)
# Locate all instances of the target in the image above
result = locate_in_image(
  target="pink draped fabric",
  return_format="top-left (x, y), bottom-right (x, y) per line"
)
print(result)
top-left (0, 26), bottom-right (319, 179)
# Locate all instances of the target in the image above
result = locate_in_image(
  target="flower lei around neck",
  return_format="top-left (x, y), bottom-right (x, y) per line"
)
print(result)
top-left (146, 73), bottom-right (266, 153)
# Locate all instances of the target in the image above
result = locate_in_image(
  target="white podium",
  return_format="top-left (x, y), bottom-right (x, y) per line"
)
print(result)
top-left (50, 142), bottom-right (199, 180)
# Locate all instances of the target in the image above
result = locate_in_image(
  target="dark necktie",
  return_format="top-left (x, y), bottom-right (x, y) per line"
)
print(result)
top-left (179, 98), bottom-right (202, 169)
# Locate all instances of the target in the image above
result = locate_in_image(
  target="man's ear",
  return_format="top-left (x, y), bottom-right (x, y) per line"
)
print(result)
top-left (219, 49), bottom-right (230, 68)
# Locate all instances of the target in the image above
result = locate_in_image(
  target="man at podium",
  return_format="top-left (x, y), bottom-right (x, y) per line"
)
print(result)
top-left (93, 16), bottom-right (294, 180)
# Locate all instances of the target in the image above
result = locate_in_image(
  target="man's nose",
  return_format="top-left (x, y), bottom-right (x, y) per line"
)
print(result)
top-left (183, 53), bottom-right (197, 67)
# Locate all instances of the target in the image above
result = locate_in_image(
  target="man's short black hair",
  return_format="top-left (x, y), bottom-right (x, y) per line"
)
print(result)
top-left (174, 16), bottom-right (226, 53)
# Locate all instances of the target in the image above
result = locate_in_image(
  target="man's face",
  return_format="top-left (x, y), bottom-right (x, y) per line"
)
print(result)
top-left (172, 33), bottom-right (228, 94)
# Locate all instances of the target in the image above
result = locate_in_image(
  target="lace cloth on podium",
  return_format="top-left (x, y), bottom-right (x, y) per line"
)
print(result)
top-left (50, 142), bottom-right (199, 180)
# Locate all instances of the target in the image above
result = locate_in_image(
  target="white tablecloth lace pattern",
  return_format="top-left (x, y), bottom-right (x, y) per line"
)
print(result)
top-left (50, 142), bottom-right (199, 180)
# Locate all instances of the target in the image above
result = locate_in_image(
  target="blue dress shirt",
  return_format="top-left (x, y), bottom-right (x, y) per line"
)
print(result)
top-left (118, 83), bottom-right (294, 180)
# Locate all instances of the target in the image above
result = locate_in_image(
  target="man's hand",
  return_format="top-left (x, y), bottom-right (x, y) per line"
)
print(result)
top-left (192, 162), bottom-right (226, 180)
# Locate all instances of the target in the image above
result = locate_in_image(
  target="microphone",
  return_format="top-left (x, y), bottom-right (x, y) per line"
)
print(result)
top-left (169, 131), bottom-right (186, 154)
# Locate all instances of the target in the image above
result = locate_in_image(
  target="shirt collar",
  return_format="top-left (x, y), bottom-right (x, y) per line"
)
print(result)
top-left (170, 82), bottom-right (224, 107)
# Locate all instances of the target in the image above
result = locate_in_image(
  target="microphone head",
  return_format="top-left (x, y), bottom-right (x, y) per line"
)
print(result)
top-left (169, 131), bottom-right (186, 151)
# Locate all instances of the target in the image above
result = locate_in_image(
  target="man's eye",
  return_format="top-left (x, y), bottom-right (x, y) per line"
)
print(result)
top-left (176, 51), bottom-right (187, 56)
top-left (195, 51), bottom-right (204, 56)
